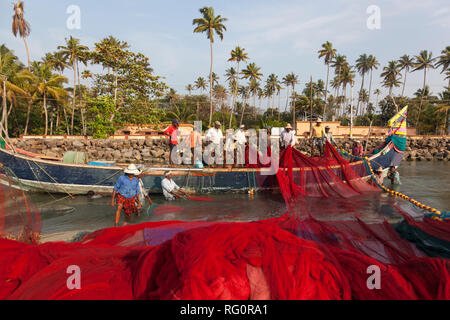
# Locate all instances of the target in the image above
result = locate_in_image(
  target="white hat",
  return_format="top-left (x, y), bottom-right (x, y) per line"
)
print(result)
top-left (285, 123), bottom-right (292, 129)
top-left (316, 118), bottom-right (322, 122)
top-left (124, 164), bottom-right (140, 175)
top-left (164, 170), bottom-right (173, 177)
top-left (240, 124), bottom-right (245, 129)
top-left (214, 121), bottom-right (221, 126)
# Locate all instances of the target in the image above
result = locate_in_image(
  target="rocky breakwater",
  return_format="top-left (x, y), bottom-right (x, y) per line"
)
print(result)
top-left (13, 137), bottom-right (171, 164)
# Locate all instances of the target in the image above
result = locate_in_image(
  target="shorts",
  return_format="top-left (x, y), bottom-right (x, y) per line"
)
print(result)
top-left (116, 194), bottom-right (137, 218)
top-left (313, 137), bottom-right (324, 147)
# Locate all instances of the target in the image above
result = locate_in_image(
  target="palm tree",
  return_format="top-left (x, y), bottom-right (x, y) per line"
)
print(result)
top-left (227, 46), bottom-right (249, 127)
top-left (366, 55), bottom-right (379, 108)
top-left (355, 54), bottom-right (370, 116)
top-left (435, 46), bottom-right (450, 88)
top-left (57, 36), bottom-right (89, 134)
top-left (283, 73), bottom-right (299, 127)
top-left (412, 50), bottom-right (436, 131)
top-left (240, 63), bottom-right (262, 125)
top-left (249, 79), bottom-right (260, 119)
top-left (193, 6), bottom-right (227, 126)
top-left (0, 45), bottom-right (27, 136)
top-left (265, 74), bottom-right (278, 115)
top-left (381, 61), bottom-right (402, 96)
top-left (340, 66), bottom-right (355, 114)
top-left (185, 84), bottom-right (194, 95)
top-left (12, 1), bottom-right (31, 69)
top-left (331, 54), bottom-right (348, 99)
top-left (318, 41), bottom-right (336, 119)
top-left (195, 77), bottom-right (207, 94)
top-left (397, 55), bottom-right (414, 97)
top-left (374, 88), bottom-right (381, 112)
top-left (28, 62), bottom-right (68, 135)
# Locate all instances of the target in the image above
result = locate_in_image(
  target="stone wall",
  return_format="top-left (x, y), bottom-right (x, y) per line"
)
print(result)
top-left (11, 136), bottom-right (450, 164)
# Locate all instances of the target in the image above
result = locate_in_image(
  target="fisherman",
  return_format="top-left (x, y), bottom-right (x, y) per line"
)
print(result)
top-left (161, 171), bottom-right (189, 200)
top-left (387, 166), bottom-right (401, 186)
top-left (352, 140), bottom-right (364, 158)
top-left (136, 170), bottom-right (153, 216)
top-left (373, 167), bottom-right (384, 186)
top-left (311, 118), bottom-right (324, 156)
top-left (111, 164), bottom-right (141, 227)
top-left (280, 123), bottom-right (296, 150)
top-left (234, 124), bottom-right (247, 167)
top-left (163, 119), bottom-right (180, 165)
top-left (323, 126), bottom-right (337, 146)
top-left (205, 121), bottom-right (223, 167)
top-left (190, 125), bottom-right (203, 164)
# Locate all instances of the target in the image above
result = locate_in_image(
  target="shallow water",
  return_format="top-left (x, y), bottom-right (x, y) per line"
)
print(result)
top-left (33, 161), bottom-right (449, 242)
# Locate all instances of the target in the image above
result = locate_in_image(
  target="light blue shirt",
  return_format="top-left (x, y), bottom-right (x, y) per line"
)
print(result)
top-left (114, 175), bottom-right (140, 199)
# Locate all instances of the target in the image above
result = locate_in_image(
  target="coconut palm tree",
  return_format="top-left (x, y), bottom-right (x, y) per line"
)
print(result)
top-left (12, 1), bottom-right (31, 69)
top-left (435, 46), bottom-right (450, 87)
top-left (195, 77), bottom-right (207, 94)
top-left (355, 54), bottom-right (370, 116)
top-left (57, 36), bottom-right (89, 134)
top-left (265, 74), bottom-right (278, 115)
top-left (381, 61), bottom-right (402, 96)
top-left (240, 63), bottom-right (262, 125)
top-left (318, 41), bottom-right (336, 119)
top-left (28, 62), bottom-right (68, 135)
top-left (185, 84), bottom-right (194, 96)
top-left (397, 55), bottom-right (414, 97)
top-left (340, 65), bottom-right (355, 114)
top-left (374, 88), bottom-right (381, 112)
top-left (331, 54), bottom-right (348, 99)
top-left (193, 6), bottom-right (227, 126)
top-left (249, 79), bottom-right (260, 119)
top-left (283, 73), bottom-right (299, 127)
top-left (227, 46), bottom-right (249, 127)
top-left (412, 50), bottom-right (436, 131)
top-left (366, 55), bottom-right (379, 108)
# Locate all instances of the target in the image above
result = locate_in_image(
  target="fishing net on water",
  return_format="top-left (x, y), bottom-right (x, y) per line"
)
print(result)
top-left (0, 143), bottom-right (449, 300)
top-left (0, 166), bottom-right (41, 244)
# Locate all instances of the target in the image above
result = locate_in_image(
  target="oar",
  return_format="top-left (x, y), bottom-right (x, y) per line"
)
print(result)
top-left (185, 195), bottom-right (214, 201)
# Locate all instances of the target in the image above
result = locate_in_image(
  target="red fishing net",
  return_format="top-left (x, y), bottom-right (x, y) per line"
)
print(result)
top-left (0, 143), bottom-right (449, 300)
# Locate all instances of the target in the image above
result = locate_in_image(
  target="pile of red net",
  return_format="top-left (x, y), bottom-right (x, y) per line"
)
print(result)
top-left (0, 144), bottom-right (449, 300)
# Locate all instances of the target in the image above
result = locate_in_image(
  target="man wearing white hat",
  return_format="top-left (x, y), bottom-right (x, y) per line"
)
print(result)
top-left (205, 121), bottom-right (224, 167)
top-left (111, 164), bottom-right (142, 227)
top-left (161, 171), bottom-right (188, 200)
top-left (234, 125), bottom-right (247, 166)
top-left (280, 123), bottom-right (296, 150)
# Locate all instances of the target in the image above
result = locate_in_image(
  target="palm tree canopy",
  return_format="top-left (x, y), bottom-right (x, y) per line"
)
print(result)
top-left (412, 50), bottom-right (436, 72)
top-left (57, 36), bottom-right (89, 67)
top-left (12, 1), bottom-right (30, 38)
top-left (241, 63), bottom-right (263, 81)
top-left (355, 54), bottom-right (370, 76)
top-left (192, 7), bottom-right (227, 43)
top-left (317, 41), bottom-right (336, 65)
top-left (435, 46), bottom-right (450, 74)
top-left (195, 77), bottom-right (207, 91)
top-left (228, 46), bottom-right (249, 64)
top-left (398, 54), bottom-right (414, 71)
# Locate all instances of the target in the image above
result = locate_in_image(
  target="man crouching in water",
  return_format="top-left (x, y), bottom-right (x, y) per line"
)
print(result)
top-left (111, 164), bottom-right (142, 227)
top-left (161, 171), bottom-right (189, 200)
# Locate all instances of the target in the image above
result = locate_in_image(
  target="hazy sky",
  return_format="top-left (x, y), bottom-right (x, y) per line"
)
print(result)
top-left (1, 0), bottom-right (449, 109)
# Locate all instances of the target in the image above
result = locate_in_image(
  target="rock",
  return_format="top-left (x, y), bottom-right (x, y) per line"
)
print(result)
top-left (151, 149), bottom-right (164, 158)
top-left (72, 140), bottom-right (85, 148)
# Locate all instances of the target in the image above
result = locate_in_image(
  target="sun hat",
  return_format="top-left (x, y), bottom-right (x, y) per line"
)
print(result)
top-left (240, 124), bottom-right (245, 129)
top-left (124, 164), bottom-right (140, 175)
top-left (285, 123), bottom-right (292, 129)
top-left (214, 121), bottom-right (221, 126)
top-left (316, 118), bottom-right (322, 123)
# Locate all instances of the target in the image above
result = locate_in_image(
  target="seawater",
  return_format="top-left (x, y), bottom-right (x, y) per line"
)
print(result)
top-left (34, 161), bottom-right (449, 242)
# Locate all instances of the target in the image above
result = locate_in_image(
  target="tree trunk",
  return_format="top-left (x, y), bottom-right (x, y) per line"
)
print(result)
top-left (209, 40), bottom-right (214, 126)
top-left (368, 69), bottom-right (373, 113)
top-left (278, 91), bottom-right (281, 120)
top-left (1, 81), bottom-right (7, 138)
top-left (71, 58), bottom-right (77, 135)
top-left (401, 68), bottom-right (408, 97)
top-left (323, 63), bottom-right (330, 120)
top-left (24, 99), bottom-right (32, 135)
top-left (415, 69), bottom-right (427, 134)
top-left (114, 69), bottom-right (118, 106)
top-left (229, 62), bottom-right (240, 128)
top-left (44, 92), bottom-right (48, 136)
top-left (356, 74), bottom-right (365, 116)
top-left (284, 86), bottom-right (290, 112)
top-left (291, 84), bottom-right (296, 128)
top-left (23, 37), bottom-right (31, 70)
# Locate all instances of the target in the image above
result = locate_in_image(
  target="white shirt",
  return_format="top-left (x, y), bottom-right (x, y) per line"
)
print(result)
top-left (280, 130), bottom-right (296, 148)
top-left (234, 129), bottom-right (247, 145)
top-left (205, 127), bottom-right (223, 145)
top-left (138, 178), bottom-right (146, 203)
top-left (161, 178), bottom-right (180, 200)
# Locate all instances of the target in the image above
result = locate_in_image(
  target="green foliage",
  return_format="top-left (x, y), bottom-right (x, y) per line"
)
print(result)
top-left (85, 96), bottom-right (117, 138)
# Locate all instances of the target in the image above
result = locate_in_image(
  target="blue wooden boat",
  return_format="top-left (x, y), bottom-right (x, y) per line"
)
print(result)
top-left (0, 140), bottom-right (402, 195)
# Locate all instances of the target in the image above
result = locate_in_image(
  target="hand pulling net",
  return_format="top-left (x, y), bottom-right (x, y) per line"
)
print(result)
top-left (0, 143), bottom-right (449, 300)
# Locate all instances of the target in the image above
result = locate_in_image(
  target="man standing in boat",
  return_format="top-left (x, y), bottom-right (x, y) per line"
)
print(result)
top-left (164, 119), bottom-right (180, 165)
top-left (205, 121), bottom-right (224, 167)
top-left (111, 164), bottom-right (142, 227)
top-left (280, 123), bottom-right (296, 151)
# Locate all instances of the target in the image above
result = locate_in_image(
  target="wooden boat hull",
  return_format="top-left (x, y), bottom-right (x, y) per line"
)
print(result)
top-left (0, 142), bottom-right (401, 195)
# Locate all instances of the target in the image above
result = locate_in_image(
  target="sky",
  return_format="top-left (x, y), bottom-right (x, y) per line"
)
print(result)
top-left (1, 0), bottom-right (449, 110)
